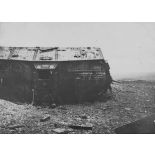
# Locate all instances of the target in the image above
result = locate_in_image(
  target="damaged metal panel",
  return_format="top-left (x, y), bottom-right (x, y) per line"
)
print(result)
top-left (0, 47), bottom-right (104, 61)
top-left (115, 115), bottom-right (155, 134)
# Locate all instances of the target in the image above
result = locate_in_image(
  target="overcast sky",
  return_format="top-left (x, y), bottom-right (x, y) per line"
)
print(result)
top-left (0, 22), bottom-right (155, 78)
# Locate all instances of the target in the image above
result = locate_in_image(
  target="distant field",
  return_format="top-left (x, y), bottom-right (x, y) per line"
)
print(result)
top-left (116, 72), bottom-right (155, 81)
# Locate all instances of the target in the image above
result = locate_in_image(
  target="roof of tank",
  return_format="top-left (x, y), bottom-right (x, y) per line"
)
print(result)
top-left (0, 47), bottom-right (104, 61)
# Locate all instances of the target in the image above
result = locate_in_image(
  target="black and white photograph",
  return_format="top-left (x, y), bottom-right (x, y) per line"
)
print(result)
top-left (0, 22), bottom-right (155, 134)
top-left (1, 1), bottom-right (155, 155)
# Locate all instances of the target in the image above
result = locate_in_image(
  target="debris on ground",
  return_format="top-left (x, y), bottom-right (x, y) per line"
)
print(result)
top-left (115, 114), bottom-right (155, 134)
top-left (50, 103), bottom-right (57, 109)
top-left (52, 128), bottom-right (73, 134)
top-left (7, 124), bottom-right (25, 130)
top-left (125, 108), bottom-right (131, 111)
top-left (40, 115), bottom-right (51, 122)
top-left (80, 115), bottom-right (88, 119)
top-left (68, 124), bottom-right (93, 130)
top-left (0, 80), bottom-right (155, 133)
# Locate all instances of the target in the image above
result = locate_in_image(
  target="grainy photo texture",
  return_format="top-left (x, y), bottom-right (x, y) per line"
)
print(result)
top-left (0, 22), bottom-right (155, 134)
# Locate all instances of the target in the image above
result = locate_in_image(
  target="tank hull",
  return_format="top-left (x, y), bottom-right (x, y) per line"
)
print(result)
top-left (0, 59), bottom-right (112, 104)
top-left (33, 60), bottom-right (112, 104)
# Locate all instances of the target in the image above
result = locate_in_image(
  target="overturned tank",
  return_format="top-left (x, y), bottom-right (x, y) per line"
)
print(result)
top-left (0, 47), bottom-right (112, 104)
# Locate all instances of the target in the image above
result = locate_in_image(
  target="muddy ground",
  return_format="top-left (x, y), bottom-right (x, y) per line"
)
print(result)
top-left (0, 80), bottom-right (155, 134)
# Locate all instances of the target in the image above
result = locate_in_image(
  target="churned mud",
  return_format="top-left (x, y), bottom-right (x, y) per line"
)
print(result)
top-left (0, 80), bottom-right (155, 134)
